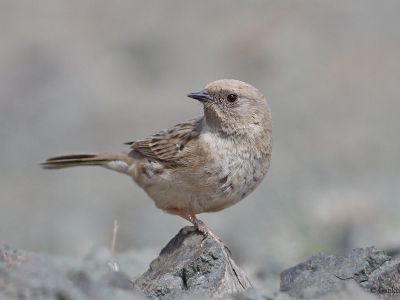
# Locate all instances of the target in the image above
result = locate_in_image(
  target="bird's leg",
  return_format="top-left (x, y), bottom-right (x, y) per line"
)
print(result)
top-left (166, 208), bottom-right (210, 234)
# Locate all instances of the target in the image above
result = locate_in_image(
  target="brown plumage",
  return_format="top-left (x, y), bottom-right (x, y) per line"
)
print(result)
top-left (126, 118), bottom-right (202, 164)
top-left (41, 79), bottom-right (272, 232)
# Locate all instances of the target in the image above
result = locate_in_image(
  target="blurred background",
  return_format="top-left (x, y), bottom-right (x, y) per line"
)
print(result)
top-left (1, 0), bottom-right (399, 289)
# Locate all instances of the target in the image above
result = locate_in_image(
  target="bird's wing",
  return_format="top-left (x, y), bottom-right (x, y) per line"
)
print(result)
top-left (125, 118), bottom-right (203, 163)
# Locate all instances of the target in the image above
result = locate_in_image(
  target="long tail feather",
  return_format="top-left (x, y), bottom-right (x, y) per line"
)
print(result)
top-left (40, 153), bottom-right (131, 174)
top-left (40, 154), bottom-right (110, 169)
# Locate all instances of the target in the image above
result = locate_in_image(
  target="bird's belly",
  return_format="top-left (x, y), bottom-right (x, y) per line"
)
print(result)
top-left (140, 153), bottom-right (268, 214)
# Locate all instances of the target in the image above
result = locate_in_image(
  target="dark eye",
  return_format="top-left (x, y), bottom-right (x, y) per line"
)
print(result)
top-left (227, 93), bottom-right (238, 103)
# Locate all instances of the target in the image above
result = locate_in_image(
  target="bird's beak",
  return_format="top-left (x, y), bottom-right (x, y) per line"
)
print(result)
top-left (187, 90), bottom-right (212, 103)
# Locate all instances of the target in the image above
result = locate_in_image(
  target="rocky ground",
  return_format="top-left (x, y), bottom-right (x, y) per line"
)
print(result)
top-left (1, 227), bottom-right (400, 300)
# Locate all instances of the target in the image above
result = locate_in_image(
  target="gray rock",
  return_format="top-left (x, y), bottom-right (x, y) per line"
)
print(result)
top-left (0, 227), bottom-right (252, 300)
top-left (134, 226), bottom-right (252, 299)
top-left (5, 231), bottom-right (399, 300)
top-left (224, 288), bottom-right (292, 300)
top-left (0, 245), bottom-right (144, 300)
top-left (280, 246), bottom-right (400, 299)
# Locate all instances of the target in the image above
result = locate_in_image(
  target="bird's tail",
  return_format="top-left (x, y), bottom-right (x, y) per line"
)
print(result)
top-left (40, 152), bottom-right (132, 173)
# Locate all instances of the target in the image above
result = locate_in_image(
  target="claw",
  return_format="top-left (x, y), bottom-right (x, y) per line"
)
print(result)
top-left (165, 208), bottom-right (219, 240)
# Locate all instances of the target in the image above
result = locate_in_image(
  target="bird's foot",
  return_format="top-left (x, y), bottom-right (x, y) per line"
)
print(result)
top-left (191, 217), bottom-right (208, 233)
top-left (166, 208), bottom-right (219, 240)
top-left (191, 217), bottom-right (220, 242)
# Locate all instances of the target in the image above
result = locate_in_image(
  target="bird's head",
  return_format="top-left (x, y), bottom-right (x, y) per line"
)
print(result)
top-left (187, 79), bottom-right (271, 135)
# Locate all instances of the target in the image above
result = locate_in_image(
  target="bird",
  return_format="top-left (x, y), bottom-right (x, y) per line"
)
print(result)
top-left (41, 79), bottom-right (272, 232)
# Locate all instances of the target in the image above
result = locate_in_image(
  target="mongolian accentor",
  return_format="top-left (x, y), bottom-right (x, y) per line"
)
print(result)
top-left (41, 79), bottom-right (272, 232)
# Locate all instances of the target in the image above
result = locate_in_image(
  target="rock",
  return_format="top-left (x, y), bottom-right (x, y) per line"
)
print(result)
top-left (280, 246), bottom-right (400, 299)
top-left (224, 288), bottom-right (292, 300)
top-left (5, 230), bottom-right (399, 300)
top-left (0, 245), bottom-right (145, 300)
top-left (0, 227), bottom-right (252, 300)
top-left (133, 226), bottom-right (252, 299)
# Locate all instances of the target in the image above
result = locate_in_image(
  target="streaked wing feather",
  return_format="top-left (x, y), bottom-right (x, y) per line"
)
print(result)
top-left (126, 118), bottom-right (202, 162)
